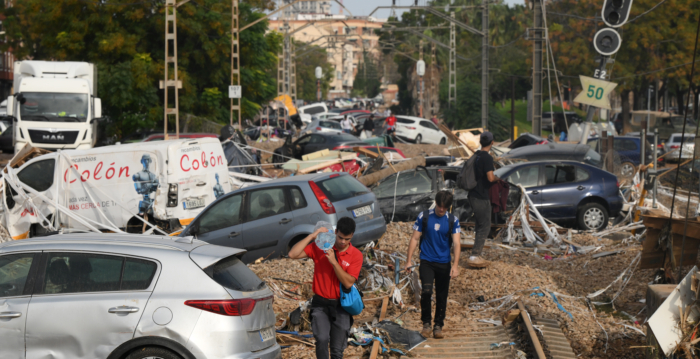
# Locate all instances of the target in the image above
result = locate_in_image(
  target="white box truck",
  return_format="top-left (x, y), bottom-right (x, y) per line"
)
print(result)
top-left (1, 138), bottom-right (232, 239)
top-left (6, 61), bottom-right (103, 153)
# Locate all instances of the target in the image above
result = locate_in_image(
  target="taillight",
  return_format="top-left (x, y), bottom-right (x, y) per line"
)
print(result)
top-left (316, 127), bottom-right (322, 130)
top-left (657, 144), bottom-right (664, 148)
top-left (330, 174), bottom-right (339, 178)
top-left (406, 126), bottom-right (416, 130)
top-left (616, 181), bottom-right (620, 188)
top-left (670, 145), bottom-right (680, 149)
top-left (185, 296), bottom-right (273, 316)
top-left (309, 180), bottom-right (336, 214)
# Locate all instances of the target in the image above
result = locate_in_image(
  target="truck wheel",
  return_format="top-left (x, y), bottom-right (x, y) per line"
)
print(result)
top-left (577, 203), bottom-right (608, 231)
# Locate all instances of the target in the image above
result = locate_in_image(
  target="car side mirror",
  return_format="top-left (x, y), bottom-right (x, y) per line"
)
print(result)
top-left (90, 117), bottom-right (104, 124)
top-left (187, 222), bottom-right (199, 236)
top-left (16, 93), bottom-right (25, 105)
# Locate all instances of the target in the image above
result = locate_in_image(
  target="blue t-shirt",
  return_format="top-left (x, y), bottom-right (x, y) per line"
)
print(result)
top-left (413, 210), bottom-right (461, 264)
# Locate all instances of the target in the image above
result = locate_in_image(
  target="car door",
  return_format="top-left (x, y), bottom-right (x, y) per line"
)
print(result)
top-left (26, 252), bottom-right (158, 359)
top-left (7, 158), bottom-right (58, 239)
top-left (302, 134), bottom-right (327, 156)
top-left (539, 164), bottom-right (589, 220)
top-left (614, 138), bottom-right (640, 164)
top-left (419, 121), bottom-right (436, 143)
top-left (0, 252), bottom-right (40, 359)
top-left (240, 186), bottom-right (295, 263)
top-left (371, 169), bottom-right (435, 222)
top-left (502, 165), bottom-right (543, 211)
top-left (192, 192), bottom-right (246, 250)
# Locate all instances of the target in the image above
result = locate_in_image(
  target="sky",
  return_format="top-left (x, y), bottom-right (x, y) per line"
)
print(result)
top-left (331, 0), bottom-right (525, 19)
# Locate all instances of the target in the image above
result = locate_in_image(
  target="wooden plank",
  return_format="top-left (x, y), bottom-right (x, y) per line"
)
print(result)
top-left (302, 149), bottom-right (330, 161)
top-left (369, 297), bottom-right (390, 359)
top-left (297, 154), bottom-right (357, 174)
top-left (353, 146), bottom-right (379, 158)
top-left (379, 296), bottom-right (389, 320)
top-left (517, 300), bottom-right (547, 359)
top-left (641, 227), bottom-right (700, 269)
top-left (377, 144), bottom-right (397, 173)
top-left (642, 214), bottom-right (700, 238)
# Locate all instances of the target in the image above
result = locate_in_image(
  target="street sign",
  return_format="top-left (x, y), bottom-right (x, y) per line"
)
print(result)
top-left (573, 76), bottom-right (618, 110)
top-left (228, 85), bottom-right (242, 99)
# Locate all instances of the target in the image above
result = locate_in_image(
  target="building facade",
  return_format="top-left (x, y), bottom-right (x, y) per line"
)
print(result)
top-left (281, 0), bottom-right (331, 17)
top-left (269, 14), bottom-right (385, 100)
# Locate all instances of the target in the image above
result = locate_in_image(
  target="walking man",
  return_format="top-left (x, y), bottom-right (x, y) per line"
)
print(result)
top-left (466, 131), bottom-right (499, 268)
top-left (405, 191), bottom-right (461, 339)
top-left (340, 115), bottom-right (355, 134)
top-left (361, 115), bottom-right (375, 139)
top-left (288, 217), bottom-right (363, 359)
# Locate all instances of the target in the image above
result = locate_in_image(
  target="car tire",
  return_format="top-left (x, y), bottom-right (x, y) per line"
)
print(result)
top-left (439, 137), bottom-right (446, 145)
top-left (577, 202), bottom-right (609, 231)
top-left (620, 161), bottom-right (636, 178)
top-left (415, 134), bottom-right (422, 144)
top-left (126, 346), bottom-right (182, 359)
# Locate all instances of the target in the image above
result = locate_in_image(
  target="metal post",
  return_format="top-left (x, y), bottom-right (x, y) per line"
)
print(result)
top-left (481, 0), bottom-right (489, 129)
top-left (653, 128), bottom-right (658, 208)
top-left (448, 11), bottom-right (456, 108)
top-left (583, 57), bottom-right (609, 124)
top-left (430, 42), bottom-right (436, 117)
top-left (641, 120), bottom-right (647, 167)
top-left (511, 76), bottom-right (515, 141)
top-left (647, 85), bottom-right (651, 127)
top-left (317, 79), bottom-right (321, 102)
top-left (531, 0), bottom-right (543, 136)
top-left (290, 39), bottom-right (297, 101)
top-left (231, 0), bottom-right (241, 128)
top-left (164, 0), bottom-right (180, 140)
top-left (419, 40), bottom-right (423, 118)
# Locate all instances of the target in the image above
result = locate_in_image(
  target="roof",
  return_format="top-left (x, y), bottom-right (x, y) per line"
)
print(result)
top-left (53, 137), bottom-right (221, 157)
top-left (395, 115), bottom-right (428, 122)
top-left (0, 233), bottom-right (207, 253)
top-left (503, 143), bottom-right (590, 157)
top-left (224, 172), bottom-right (351, 193)
top-left (496, 160), bottom-right (602, 172)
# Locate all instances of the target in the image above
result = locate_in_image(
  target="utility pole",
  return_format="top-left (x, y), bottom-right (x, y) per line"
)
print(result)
top-left (481, 0), bottom-right (489, 129)
top-left (511, 76), bottom-right (515, 141)
top-left (430, 42), bottom-right (436, 117)
top-left (290, 39), bottom-right (297, 101)
top-left (163, 0), bottom-right (181, 140)
top-left (231, 0), bottom-right (241, 128)
top-left (449, 11), bottom-right (456, 108)
top-left (419, 40), bottom-right (424, 118)
top-left (531, 0), bottom-right (544, 136)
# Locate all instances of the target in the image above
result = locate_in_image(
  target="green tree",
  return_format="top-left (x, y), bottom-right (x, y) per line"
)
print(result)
top-left (352, 52), bottom-right (382, 98)
top-left (293, 43), bottom-right (334, 102)
top-left (1, 0), bottom-right (281, 137)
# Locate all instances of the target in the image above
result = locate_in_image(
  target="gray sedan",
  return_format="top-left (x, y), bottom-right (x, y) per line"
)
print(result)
top-left (181, 172), bottom-right (387, 263)
top-left (304, 118), bottom-right (344, 134)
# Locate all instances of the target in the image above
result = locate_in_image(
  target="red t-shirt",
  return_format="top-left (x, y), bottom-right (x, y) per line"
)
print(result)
top-left (304, 243), bottom-right (363, 300)
top-left (386, 116), bottom-right (397, 127)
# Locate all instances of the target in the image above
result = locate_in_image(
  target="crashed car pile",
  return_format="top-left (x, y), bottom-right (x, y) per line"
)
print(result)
top-left (2, 105), bottom-right (700, 359)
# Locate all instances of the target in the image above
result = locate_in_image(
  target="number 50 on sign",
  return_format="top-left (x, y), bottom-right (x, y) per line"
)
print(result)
top-left (573, 76), bottom-right (618, 110)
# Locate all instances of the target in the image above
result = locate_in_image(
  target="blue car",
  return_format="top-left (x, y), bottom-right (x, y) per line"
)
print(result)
top-left (494, 161), bottom-right (623, 230)
top-left (587, 136), bottom-right (654, 178)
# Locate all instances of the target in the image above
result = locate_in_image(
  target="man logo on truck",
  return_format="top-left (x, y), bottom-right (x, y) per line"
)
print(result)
top-left (214, 173), bottom-right (225, 199)
top-left (132, 154), bottom-right (159, 214)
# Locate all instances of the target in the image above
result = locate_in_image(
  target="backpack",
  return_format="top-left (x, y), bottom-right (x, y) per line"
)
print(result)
top-left (456, 153), bottom-right (480, 191)
top-left (419, 210), bottom-right (456, 250)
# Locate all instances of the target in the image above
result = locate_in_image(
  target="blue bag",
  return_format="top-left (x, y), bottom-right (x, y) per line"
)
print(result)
top-left (339, 283), bottom-right (364, 316)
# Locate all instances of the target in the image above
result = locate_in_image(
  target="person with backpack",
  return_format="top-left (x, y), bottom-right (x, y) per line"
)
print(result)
top-left (288, 217), bottom-right (363, 359)
top-left (404, 191), bottom-right (461, 339)
top-left (465, 131), bottom-right (499, 268)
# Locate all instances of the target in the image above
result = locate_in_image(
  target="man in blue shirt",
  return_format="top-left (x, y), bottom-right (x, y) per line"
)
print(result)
top-left (404, 191), bottom-right (461, 339)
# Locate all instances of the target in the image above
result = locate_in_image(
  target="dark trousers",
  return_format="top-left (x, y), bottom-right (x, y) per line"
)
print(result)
top-left (310, 303), bottom-right (352, 359)
top-left (468, 196), bottom-right (491, 256)
top-left (419, 259), bottom-right (451, 328)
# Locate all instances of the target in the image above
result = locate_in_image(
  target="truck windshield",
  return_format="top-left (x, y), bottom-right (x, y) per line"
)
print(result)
top-left (20, 93), bottom-right (89, 122)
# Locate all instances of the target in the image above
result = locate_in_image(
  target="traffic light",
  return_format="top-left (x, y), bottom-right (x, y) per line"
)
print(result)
top-left (602, 0), bottom-right (634, 28)
top-left (593, 28), bottom-right (622, 56)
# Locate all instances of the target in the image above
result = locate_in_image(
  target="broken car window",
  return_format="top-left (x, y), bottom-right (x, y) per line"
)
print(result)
top-left (199, 194), bottom-right (243, 234)
top-left (0, 253), bottom-right (34, 297)
top-left (506, 166), bottom-right (539, 188)
top-left (18, 159), bottom-right (55, 192)
top-left (373, 171), bottom-right (433, 199)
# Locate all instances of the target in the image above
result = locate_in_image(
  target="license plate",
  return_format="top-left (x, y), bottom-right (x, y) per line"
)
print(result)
top-left (352, 205), bottom-right (372, 218)
top-left (183, 198), bottom-right (205, 209)
top-left (259, 327), bottom-right (275, 342)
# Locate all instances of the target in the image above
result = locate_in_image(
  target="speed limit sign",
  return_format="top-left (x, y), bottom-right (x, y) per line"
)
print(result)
top-left (573, 75), bottom-right (618, 110)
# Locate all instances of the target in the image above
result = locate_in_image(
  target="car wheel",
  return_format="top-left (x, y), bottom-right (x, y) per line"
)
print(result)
top-left (620, 162), bottom-right (635, 178)
top-left (577, 203), bottom-right (609, 231)
top-left (439, 137), bottom-right (446, 145)
top-left (415, 134), bottom-right (422, 144)
top-left (125, 346), bottom-right (182, 359)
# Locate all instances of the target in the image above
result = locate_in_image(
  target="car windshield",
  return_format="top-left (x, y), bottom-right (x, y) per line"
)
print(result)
top-left (204, 255), bottom-right (265, 292)
top-left (396, 118), bottom-right (414, 124)
top-left (20, 92), bottom-right (89, 122)
top-left (672, 135), bottom-right (695, 143)
top-left (334, 134), bottom-right (360, 142)
top-left (583, 149), bottom-right (602, 167)
top-left (316, 175), bottom-right (369, 202)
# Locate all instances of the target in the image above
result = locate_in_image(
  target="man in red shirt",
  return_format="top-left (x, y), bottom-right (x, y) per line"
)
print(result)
top-left (289, 217), bottom-right (363, 359)
top-left (385, 114), bottom-right (397, 135)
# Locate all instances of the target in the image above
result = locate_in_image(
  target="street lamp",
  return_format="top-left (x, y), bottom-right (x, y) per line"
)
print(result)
top-left (315, 66), bottom-right (322, 102)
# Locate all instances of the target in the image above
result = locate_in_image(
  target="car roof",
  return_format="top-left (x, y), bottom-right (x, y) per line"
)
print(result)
top-left (504, 143), bottom-right (590, 157)
top-left (0, 233), bottom-right (208, 253)
top-left (224, 172), bottom-right (353, 192)
top-left (497, 160), bottom-right (601, 172)
top-left (395, 115), bottom-right (428, 122)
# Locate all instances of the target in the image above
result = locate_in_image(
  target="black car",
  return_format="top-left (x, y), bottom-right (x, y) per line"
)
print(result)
top-left (542, 111), bottom-right (584, 133)
top-left (0, 125), bottom-right (12, 153)
top-left (509, 133), bottom-right (548, 149)
top-left (273, 132), bottom-right (366, 163)
top-left (370, 166), bottom-right (520, 223)
top-left (502, 143), bottom-right (603, 169)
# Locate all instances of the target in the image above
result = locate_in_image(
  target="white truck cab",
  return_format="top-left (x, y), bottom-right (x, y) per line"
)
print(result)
top-left (7, 61), bottom-right (102, 153)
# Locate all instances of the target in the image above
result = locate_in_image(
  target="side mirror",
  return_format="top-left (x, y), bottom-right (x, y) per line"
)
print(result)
top-left (187, 222), bottom-right (199, 236)
top-left (16, 93), bottom-right (25, 105)
top-left (93, 98), bottom-right (102, 118)
top-left (90, 117), bottom-right (104, 125)
top-left (6, 96), bottom-right (13, 117)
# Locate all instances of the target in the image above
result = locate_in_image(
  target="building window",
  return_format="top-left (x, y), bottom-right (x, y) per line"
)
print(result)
top-left (337, 71), bottom-right (342, 79)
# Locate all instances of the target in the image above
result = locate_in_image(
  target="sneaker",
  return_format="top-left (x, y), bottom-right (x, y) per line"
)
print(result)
top-left (433, 326), bottom-right (444, 339)
top-left (467, 256), bottom-right (490, 268)
top-left (420, 323), bottom-right (431, 338)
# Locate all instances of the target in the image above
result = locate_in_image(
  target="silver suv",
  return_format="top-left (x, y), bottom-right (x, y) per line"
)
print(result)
top-left (181, 172), bottom-right (386, 263)
top-left (0, 234), bottom-right (280, 359)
